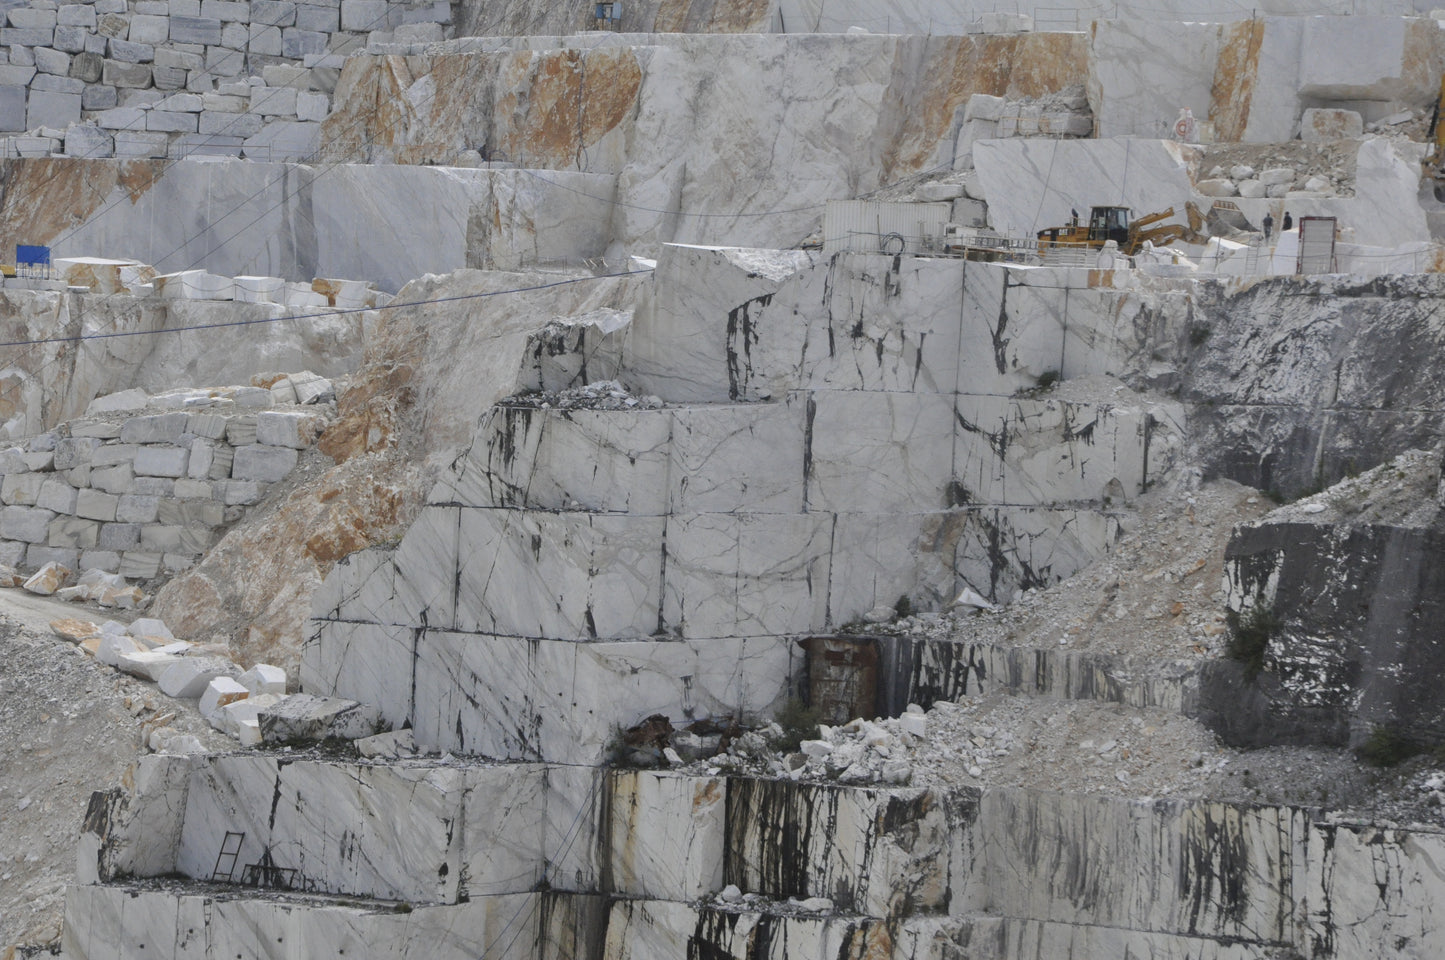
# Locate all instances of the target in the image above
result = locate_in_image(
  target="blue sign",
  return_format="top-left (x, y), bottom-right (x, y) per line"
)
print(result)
top-left (16, 244), bottom-right (50, 266)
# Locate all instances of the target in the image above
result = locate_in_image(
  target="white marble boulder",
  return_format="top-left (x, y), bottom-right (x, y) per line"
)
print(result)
top-left (257, 692), bottom-right (380, 742)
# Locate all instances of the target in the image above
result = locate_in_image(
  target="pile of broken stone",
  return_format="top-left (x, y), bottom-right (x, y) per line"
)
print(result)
top-left (502, 379), bottom-right (664, 412)
top-left (617, 708), bottom-right (931, 788)
top-left (1196, 162), bottom-right (1340, 201)
top-left (47, 606), bottom-right (288, 751)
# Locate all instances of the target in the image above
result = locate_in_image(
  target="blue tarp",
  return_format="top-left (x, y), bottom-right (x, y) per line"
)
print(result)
top-left (16, 244), bottom-right (50, 266)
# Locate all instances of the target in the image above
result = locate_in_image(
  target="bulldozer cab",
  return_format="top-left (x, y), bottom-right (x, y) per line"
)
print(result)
top-left (1088, 206), bottom-right (1130, 246)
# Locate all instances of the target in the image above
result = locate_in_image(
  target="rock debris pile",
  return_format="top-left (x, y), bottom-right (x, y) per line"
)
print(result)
top-left (46, 608), bottom-right (291, 749)
top-left (501, 379), bottom-right (665, 411)
top-left (1197, 139), bottom-right (1360, 200)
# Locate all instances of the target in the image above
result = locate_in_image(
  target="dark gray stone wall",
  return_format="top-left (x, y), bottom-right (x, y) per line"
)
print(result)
top-left (1209, 519), bottom-right (1445, 747)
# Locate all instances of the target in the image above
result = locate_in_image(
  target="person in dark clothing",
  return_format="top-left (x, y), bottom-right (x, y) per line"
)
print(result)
top-left (1282, 211), bottom-right (1293, 232)
top-left (1262, 212), bottom-right (1273, 241)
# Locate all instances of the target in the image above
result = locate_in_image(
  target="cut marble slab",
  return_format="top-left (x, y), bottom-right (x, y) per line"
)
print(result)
top-left (453, 509), bottom-right (664, 640)
top-left (176, 756), bottom-right (466, 903)
top-left (407, 631), bottom-right (795, 763)
top-left (258, 692), bottom-right (379, 742)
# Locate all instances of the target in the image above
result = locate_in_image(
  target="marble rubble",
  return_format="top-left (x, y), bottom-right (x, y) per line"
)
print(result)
top-left (43, 606), bottom-right (295, 750)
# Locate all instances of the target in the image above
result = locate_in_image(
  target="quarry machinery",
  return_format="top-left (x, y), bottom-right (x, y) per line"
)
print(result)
top-left (1036, 205), bottom-right (1186, 257)
top-left (1427, 72), bottom-right (1445, 200)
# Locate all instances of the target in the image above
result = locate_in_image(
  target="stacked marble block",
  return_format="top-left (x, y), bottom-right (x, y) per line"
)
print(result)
top-left (0, 0), bottom-right (452, 156)
top-left (953, 89), bottom-right (1093, 163)
top-left (65, 752), bottom-right (1445, 959)
top-left (304, 245), bottom-right (1184, 763)
top-left (52, 254), bottom-right (389, 307)
top-left (0, 395), bottom-right (324, 576)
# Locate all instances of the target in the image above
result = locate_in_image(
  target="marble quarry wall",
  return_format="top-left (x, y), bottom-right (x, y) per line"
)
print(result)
top-left (0, 157), bottom-right (615, 288)
top-left (147, 267), bottom-right (647, 671)
top-left (64, 752), bottom-right (1445, 958)
top-left (1209, 458), bottom-right (1445, 751)
top-left (317, 32), bottom-right (1091, 251)
top-left (785, 0), bottom-right (1442, 36)
top-left (1089, 16), bottom-right (1445, 141)
top-left (289, 247), bottom-right (1445, 760)
top-left (8, 17), bottom-right (1442, 276)
top-left (1180, 273), bottom-right (1445, 498)
top-left (302, 246), bottom-right (1195, 763)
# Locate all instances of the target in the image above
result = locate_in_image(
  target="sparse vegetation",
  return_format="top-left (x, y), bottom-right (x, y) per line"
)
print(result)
top-left (768, 697), bottom-right (823, 753)
top-left (1033, 369), bottom-right (1060, 393)
top-left (1188, 324), bottom-right (1212, 346)
top-left (1225, 604), bottom-right (1282, 680)
top-left (1357, 725), bottom-right (1425, 768)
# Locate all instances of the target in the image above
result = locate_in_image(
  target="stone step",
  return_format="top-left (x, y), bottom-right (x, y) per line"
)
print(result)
top-left (300, 626), bottom-right (797, 763)
top-left (311, 505), bottom-right (1118, 642)
top-left (62, 883), bottom-right (567, 960)
top-left (82, 755), bottom-right (957, 913)
top-left (626, 247), bottom-right (1152, 404)
top-left (62, 882), bottom-right (966, 960)
top-left (439, 388), bottom-right (1174, 517)
top-left (882, 635), bottom-right (1202, 716)
top-left (74, 757), bottom-right (1445, 958)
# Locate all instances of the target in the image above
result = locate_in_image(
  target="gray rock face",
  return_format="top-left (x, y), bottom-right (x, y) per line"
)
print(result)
top-left (68, 752), bottom-right (1445, 958)
top-left (1207, 516), bottom-right (1445, 749)
top-left (1180, 275), bottom-right (1445, 499)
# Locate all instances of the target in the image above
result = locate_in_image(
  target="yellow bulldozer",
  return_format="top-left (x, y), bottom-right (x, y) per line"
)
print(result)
top-left (1426, 74), bottom-right (1445, 201)
top-left (1036, 205), bottom-right (1186, 257)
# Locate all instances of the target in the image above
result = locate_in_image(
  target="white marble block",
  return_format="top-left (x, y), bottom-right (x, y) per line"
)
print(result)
top-left (233, 275), bottom-right (286, 303)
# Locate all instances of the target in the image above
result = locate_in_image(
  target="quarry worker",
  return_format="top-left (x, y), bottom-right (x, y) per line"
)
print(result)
top-left (1282, 211), bottom-right (1293, 232)
top-left (1262, 212), bottom-right (1273, 242)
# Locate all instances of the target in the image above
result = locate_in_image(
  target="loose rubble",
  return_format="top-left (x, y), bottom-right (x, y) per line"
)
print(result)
top-left (501, 379), bottom-right (665, 412)
top-left (1198, 140), bottom-right (1359, 200)
top-left (45, 606), bottom-right (291, 751)
top-left (0, 596), bottom-right (231, 948)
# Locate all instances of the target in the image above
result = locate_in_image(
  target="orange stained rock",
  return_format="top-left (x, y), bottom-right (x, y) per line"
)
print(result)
top-left (653, 0), bottom-right (773, 32)
top-left (692, 778), bottom-right (723, 812)
top-left (50, 617), bottom-right (101, 643)
top-left (846, 921), bottom-right (894, 960)
top-left (317, 361), bottom-right (417, 461)
top-left (0, 159), bottom-right (155, 249)
top-left (880, 33), bottom-right (1088, 182)
top-left (494, 48), bottom-right (643, 167)
top-left (1209, 19), bottom-right (1263, 143)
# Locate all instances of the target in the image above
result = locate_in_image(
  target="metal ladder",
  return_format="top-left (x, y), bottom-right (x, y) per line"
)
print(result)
top-left (211, 832), bottom-right (245, 882)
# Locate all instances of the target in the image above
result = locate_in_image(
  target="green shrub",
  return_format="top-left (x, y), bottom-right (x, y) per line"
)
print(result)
top-left (769, 697), bottom-right (823, 752)
top-left (1357, 725), bottom-right (1424, 768)
top-left (1225, 604), bottom-right (1282, 680)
